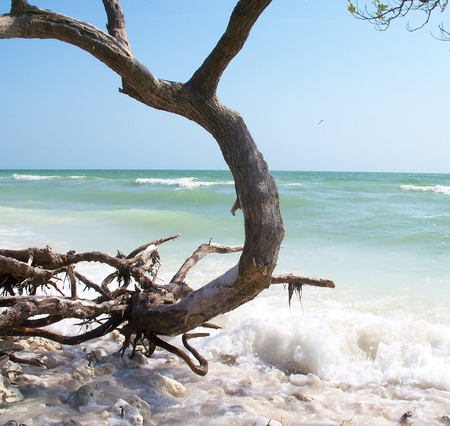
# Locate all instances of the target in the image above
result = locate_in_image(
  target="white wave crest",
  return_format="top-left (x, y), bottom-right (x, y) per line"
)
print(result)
top-left (136, 177), bottom-right (233, 189)
top-left (11, 173), bottom-right (59, 181)
top-left (401, 184), bottom-right (450, 196)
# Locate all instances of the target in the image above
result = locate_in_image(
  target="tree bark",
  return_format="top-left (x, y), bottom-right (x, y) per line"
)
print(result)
top-left (0, 0), bottom-right (284, 335)
top-left (0, 2), bottom-right (335, 374)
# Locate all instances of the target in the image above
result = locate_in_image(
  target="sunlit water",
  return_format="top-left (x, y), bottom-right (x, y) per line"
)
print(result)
top-left (0, 170), bottom-right (449, 425)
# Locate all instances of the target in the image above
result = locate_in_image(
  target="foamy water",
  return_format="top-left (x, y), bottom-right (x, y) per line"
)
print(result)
top-left (136, 177), bottom-right (234, 189)
top-left (0, 170), bottom-right (449, 425)
top-left (401, 184), bottom-right (450, 196)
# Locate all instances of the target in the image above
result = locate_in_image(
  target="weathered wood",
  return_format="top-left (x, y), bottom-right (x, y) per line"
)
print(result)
top-left (271, 274), bottom-right (336, 289)
top-left (0, 1), bottom-right (336, 375)
top-left (0, 239), bottom-right (334, 373)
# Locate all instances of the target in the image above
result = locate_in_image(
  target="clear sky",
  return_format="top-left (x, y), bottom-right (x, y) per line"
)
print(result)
top-left (1, 0), bottom-right (450, 173)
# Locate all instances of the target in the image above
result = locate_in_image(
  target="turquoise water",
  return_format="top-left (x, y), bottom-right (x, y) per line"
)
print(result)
top-left (1, 169), bottom-right (449, 306)
top-left (1, 169), bottom-right (449, 424)
top-left (1, 169), bottom-right (448, 291)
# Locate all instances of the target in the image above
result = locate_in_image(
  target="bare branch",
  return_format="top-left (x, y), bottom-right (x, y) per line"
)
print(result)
top-left (101, 0), bottom-right (131, 51)
top-left (349, 0), bottom-right (448, 31)
top-left (127, 234), bottom-right (180, 259)
top-left (187, 0), bottom-right (272, 96)
top-left (12, 314), bottom-right (123, 345)
top-left (0, 295), bottom-right (128, 329)
top-left (171, 242), bottom-right (244, 284)
top-left (0, 8), bottom-right (169, 106)
top-left (148, 333), bottom-right (209, 376)
top-left (271, 274), bottom-right (335, 289)
top-left (10, 0), bottom-right (41, 15)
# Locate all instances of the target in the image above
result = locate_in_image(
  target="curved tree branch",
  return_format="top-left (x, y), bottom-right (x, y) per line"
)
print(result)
top-left (171, 242), bottom-right (244, 284)
top-left (0, 3), bottom-right (331, 375)
top-left (11, 314), bottom-right (124, 345)
top-left (187, 0), bottom-right (272, 96)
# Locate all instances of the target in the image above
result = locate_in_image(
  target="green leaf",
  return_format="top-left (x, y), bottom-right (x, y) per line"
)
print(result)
top-left (348, 2), bottom-right (356, 13)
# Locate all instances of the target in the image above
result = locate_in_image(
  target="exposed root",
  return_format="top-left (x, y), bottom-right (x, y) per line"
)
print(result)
top-left (0, 237), bottom-right (334, 375)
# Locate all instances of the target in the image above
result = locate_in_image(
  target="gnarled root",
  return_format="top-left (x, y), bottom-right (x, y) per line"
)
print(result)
top-left (0, 237), bottom-right (334, 376)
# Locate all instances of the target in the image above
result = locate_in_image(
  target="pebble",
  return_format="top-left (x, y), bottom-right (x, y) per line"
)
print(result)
top-left (0, 375), bottom-right (23, 404)
top-left (26, 337), bottom-right (61, 351)
top-left (128, 394), bottom-right (152, 419)
top-left (109, 352), bottom-right (149, 369)
top-left (73, 384), bottom-right (104, 407)
top-left (111, 398), bottom-right (143, 426)
top-left (39, 353), bottom-right (61, 369)
top-left (71, 364), bottom-right (94, 382)
top-left (92, 348), bottom-right (108, 362)
top-left (153, 373), bottom-right (186, 398)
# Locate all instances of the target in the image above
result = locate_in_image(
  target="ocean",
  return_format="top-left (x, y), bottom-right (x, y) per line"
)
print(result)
top-left (0, 169), bottom-right (449, 425)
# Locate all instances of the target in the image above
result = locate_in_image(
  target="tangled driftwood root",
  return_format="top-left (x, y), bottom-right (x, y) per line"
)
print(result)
top-left (0, 236), bottom-right (334, 375)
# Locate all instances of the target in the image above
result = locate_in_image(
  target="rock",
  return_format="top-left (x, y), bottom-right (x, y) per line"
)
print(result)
top-left (3, 420), bottom-right (18, 426)
top-left (400, 411), bottom-right (414, 425)
top-left (128, 394), bottom-right (152, 420)
top-left (441, 416), bottom-right (450, 426)
top-left (0, 340), bottom-right (26, 352)
top-left (27, 336), bottom-right (61, 351)
top-left (110, 352), bottom-right (149, 369)
top-left (93, 348), bottom-right (108, 362)
top-left (268, 395), bottom-right (285, 406)
top-left (16, 373), bottom-right (40, 385)
top-left (154, 374), bottom-right (186, 398)
top-left (219, 353), bottom-right (238, 365)
top-left (71, 384), bottom-right (104, 408)
top-left (292, 392), bottom-right (313, 402)
top-left (111, 398), bottom-right (143, 426)
top-left (71, 364), bottom-right (94, 382)
top-left (95, 363), bottom-right (115, 376)
top-left (57, 374), bottom-right (81, 391)
top-left (289, 373), bottom-right (321, 387)
top-left (0, 375), bottom-right (23, 404)
top-left (38, 353), bottom-right (61, 369)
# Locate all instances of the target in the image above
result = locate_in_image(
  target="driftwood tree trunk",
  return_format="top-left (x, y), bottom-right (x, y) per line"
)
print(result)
top-left (0, 1), bottom-right (334, 374)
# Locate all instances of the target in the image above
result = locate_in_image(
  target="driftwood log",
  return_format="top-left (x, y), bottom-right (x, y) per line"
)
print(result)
top-left (0, 237), bottom-right (334, 375)
top-left (0, 1), bottom-right (337, 375)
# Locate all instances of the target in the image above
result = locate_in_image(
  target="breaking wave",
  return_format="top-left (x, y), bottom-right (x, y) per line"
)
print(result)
top-left (135, 177), bottom-right (233, 189)
top-left (10, 173), bottom-right (87, 181)
top-left (401, 184), bottom-right (450, 196)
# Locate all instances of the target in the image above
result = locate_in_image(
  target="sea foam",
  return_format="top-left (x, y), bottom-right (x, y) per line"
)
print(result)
top-left (401, 184), bottom-right (450, 196)
top-left (135, 177), bottom-right (233, 189)
top-left (11, 173), bottom-right (59, 181)
top-left (10, 173), bottom-right (87, 181)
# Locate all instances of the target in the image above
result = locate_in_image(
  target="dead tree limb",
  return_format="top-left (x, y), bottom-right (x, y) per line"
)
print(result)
top-left (0, 239), bottom-right (334, 375)
top-left (0, 1), bottom-right (336, 375)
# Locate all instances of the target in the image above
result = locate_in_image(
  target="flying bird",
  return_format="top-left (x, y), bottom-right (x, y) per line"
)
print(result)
top-left (317, 119), bottom-right (324, 125)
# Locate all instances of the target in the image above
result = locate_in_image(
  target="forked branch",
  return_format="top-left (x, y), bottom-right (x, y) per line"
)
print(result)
top-left (0, 238), bottom-right (334, 375)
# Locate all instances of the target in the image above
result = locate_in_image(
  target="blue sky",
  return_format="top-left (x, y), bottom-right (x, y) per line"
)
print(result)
top-left (1, 0), bottom-right (450, 172)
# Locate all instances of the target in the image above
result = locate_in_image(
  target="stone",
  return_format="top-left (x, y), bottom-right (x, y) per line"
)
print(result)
top-left (71, 364), bottom-right (94, 382)
top-left (72, 384), bottom-right (104, 408)
top-left (38, 353), bottom-right (61, 369)
top-left (111, 398), bottom-right (143, 426)
top-left (154, 374), bottom-right (186, 398)
top-left (92, 348), bottom-right (108, 362)
top-left (110, 352), bottom-right (149, 369)
top-left (0, 375), bottom-right (23, 404)
top-left (128, 394), bottom-right (152, 420)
